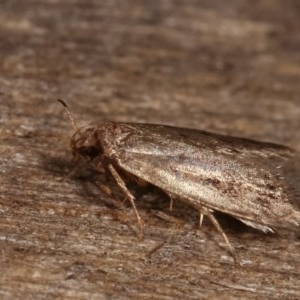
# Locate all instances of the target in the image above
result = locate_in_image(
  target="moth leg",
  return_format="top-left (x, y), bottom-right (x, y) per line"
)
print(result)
top-left (108, 164), bottom-right (144, 239)
top-left (65, 160), bottom-right (83, 178)
top-left (199, 213), bottom-right (204, 227)
top-left (202, 208), bottom-right (241, 266)
top-left (169, 195), bottom-right (174, 212)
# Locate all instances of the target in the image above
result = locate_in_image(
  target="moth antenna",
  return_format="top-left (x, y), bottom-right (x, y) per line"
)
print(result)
top-left (58, 99), bottom-right (79, 132)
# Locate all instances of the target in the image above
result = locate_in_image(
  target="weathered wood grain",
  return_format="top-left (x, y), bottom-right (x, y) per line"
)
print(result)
top-left (1, 1), bottom-right (300, 299)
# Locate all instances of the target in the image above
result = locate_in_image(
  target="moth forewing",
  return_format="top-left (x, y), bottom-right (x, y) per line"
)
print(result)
top-left (59, 100), bottom-right (300, 265)
top-left (110, 124), bottom-right (300, 231)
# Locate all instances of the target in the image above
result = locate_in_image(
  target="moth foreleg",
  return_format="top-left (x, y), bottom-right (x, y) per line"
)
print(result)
top-left (66, 159), bottom-right (84, 179)
top-left (202, 207), bottom-right (241, 266)
top-left (108, 164), bottom-right (144, 239)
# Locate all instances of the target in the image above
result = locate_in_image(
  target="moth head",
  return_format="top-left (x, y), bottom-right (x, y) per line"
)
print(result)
top-left (71, 126), bottom-right (101, 161)
top-left (58, 99), bottom-right (102, 161)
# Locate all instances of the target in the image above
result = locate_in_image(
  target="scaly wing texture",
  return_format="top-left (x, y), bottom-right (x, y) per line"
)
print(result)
top-left (105, 123), bottom-right (300, 231)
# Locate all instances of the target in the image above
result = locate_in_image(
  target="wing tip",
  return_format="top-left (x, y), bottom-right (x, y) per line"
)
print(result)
top-left (239, 220), bottom-right (275, 233)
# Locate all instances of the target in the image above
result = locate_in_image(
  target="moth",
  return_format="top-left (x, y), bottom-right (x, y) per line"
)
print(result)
top-left (58, 99), bottom-right (300, 265)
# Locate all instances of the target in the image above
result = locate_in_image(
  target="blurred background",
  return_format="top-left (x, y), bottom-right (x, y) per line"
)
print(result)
top-left (1, 1), bottom-right (300, 299)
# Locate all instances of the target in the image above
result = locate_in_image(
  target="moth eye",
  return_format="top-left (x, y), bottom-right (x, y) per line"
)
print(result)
top-left (88, 146), bottom-right (100, 159)
top-left (79, 146), bottom-right (100, 159)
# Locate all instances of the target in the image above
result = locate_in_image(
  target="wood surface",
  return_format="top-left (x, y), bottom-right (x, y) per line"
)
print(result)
top-left (1, 1), bottom-right (300, 299)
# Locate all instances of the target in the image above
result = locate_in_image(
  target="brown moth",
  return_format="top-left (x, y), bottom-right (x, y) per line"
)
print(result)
top-left (58, 99), bottom-right (300, 265)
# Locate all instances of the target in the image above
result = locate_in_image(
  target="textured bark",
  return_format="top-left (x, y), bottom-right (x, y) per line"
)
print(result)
top-left (1, 1), bottom-right (300, 299)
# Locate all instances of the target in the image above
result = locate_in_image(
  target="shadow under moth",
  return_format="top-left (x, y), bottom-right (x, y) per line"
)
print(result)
top-left (58, 99), bottom-right (300, 265)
